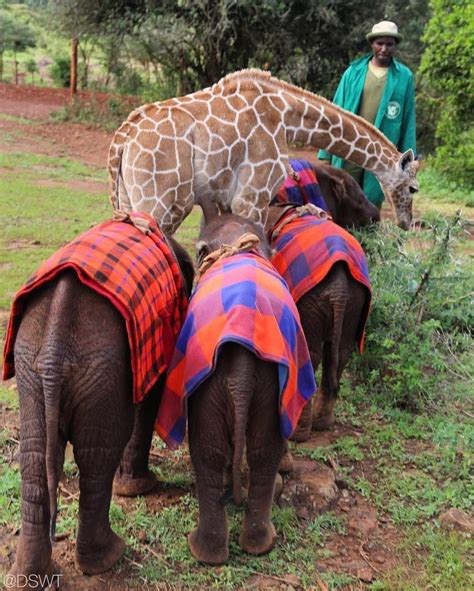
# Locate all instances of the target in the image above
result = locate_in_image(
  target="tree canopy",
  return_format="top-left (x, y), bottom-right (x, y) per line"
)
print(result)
top-left (419, 0), bottom-right (473, 186)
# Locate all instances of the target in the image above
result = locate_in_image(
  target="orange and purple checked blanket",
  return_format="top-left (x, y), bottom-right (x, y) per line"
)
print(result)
top-left (3, 212), bottom-right (188, 404)
top-left (271, 158), bottom-right (329, 211)
top-left (155, 252), bottom-right (317, 449)
top-left (269, 208), bottom-right (372, 352)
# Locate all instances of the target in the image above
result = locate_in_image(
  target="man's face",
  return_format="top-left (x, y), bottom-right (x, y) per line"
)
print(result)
top-left (371, 36), bottom-right (397, 66)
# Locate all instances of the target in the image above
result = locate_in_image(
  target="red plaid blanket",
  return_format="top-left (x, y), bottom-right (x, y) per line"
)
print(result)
top-left (156, 253), bottom-right (316, 448)
top-left (269, 209), bottom-right (371, 352)
top-left (3, 212), bottom-right (188, 404)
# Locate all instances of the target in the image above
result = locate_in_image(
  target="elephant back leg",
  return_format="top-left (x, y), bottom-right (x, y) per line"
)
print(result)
top-left (67, 292), bottom-right (135, 575)
top-left (12, 359), bottom-right (67, 583)
top-left (11, 283), bottom-right (70, 584)
top-left (240, 359), bottom-right (284, 556)
top-left (313, 264), bottom-right (367, 430)
top-left (113, 379), bottom-right (163, 497)
top-left (290, 286), bottom-right (328, 441)
top-left (187, 358), bottom-right (234, 565)
top-left (71, 363), bottom-right (133, 574)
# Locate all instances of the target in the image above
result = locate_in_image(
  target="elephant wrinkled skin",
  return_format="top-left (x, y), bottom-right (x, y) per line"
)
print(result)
top-left (8, 235), bottom-right (193, 588)
top-left (184, 214), bottom-right (292, 564)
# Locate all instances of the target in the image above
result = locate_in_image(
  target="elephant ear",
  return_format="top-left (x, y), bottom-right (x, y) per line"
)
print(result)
top-left (197, 197), bottom-right (220, 226)
top-left (196, 240), bottom-right (210, 268)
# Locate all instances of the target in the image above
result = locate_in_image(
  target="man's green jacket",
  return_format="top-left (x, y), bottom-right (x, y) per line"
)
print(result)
top-left (318, 54), bottom-right (416, 206)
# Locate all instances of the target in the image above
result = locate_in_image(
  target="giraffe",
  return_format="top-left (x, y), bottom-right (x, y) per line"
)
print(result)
top-left (108, 69), bottom-right (419, 234)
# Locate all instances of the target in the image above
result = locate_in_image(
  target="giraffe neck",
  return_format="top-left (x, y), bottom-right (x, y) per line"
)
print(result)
top-left (219, 70), bottom-right (400, 178)
top-left (282, 90), bottom-right (399, 175)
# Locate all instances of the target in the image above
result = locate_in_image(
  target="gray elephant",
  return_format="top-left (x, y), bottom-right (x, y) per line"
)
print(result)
top-left (2, 212), bottom-right (194, 585)
top-left (155, 212), bottom-right (316, 564)
top-left (266, 204), bottom-right (372, 443)
top-left (271, 159), bottom-right (380, 229)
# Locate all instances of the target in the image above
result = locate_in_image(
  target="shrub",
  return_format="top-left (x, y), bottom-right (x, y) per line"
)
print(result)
top-left (349, 214), bottom-right (472, 410)
top-left (418, 0), bottom-right (474, 188)
top-left (115, 67), bottom-right (143, 95)
top-left (50, 55), bottom-right (70, 88)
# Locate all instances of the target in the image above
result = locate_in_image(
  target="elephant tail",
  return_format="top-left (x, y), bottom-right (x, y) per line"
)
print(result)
top-left (230, 367), bottom-right (253, 507)
top-left (36, 274), bottom-right (76, 542)
top-left (327, 276), bottom-right (349, 397)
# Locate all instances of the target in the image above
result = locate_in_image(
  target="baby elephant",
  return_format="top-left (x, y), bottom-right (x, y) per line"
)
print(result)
top-left (272, 158), bottom-right (380, 229)
top-left (156, 212), bottom-right (316, 564)
top-left (266, 204), bottom-right (372, 440)
top-left (3, 212), bottom-right (193, 584)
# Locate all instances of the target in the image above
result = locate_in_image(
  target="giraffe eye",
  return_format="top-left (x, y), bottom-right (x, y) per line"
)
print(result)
top-left (409, 186), bottom-right (418, 194)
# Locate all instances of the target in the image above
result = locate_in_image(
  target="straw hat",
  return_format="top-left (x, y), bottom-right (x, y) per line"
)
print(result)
top-left (366, 21), bottom-right (402, 42)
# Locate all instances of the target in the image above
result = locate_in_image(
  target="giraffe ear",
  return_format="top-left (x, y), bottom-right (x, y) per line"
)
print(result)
top-left (399, 149), bottom-right (415, 171)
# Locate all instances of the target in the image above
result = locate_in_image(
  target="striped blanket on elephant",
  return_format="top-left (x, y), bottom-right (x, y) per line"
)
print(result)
top-left (269, 208), bottom-right (371, 352)
top-left (3, 212), bottom-right (188, 403)
top-left (271, 158), bottom-right (329, 211)
top-left (156, 252), bottom-right (316, 449)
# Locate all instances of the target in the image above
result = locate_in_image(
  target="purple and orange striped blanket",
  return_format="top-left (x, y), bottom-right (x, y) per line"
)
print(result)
top-left (3, 212), bottom-right (188, 404)
top-left (269, 208), bottom-right (372, 351)
top-left (155, 252), bottom-right (316, 448)
top-left (272, 159), bottom-right (329, 211)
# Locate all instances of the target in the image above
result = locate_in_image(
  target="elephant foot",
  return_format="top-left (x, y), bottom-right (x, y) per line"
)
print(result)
top-left (239, 517), bottom-right (276, 556)
top-left (278, 450), bottom-right (294, 474)
top-left (187, 527), bottom-right (228, 565)
top-left (7, 564), bottom-right (56, 591)
top-left (75, 529), bottom-right (125, 575)
top-left (113, 469), bottom-right (158, 497)
top-left (290, 400), bottom-right (313, 442)
top-left (312, 396), bottom-right (336, 431)
top-left (9, 535), bottom-right (53, 590)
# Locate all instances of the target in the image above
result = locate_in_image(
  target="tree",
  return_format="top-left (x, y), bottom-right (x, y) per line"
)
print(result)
top-left (0, 10), bottom-right (35, 83)
top-left (25, 57), bottom-right (39, 84)
top-left (50, 0), bottom-right (147, 99)
top-left (0, 10), bottom-right (15, 81)
top-left (419, 0), bottom-right (474, 186)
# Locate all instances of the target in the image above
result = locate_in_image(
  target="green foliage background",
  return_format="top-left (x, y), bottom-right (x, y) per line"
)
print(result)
top-left (418, 0), bottom-right (474, 188)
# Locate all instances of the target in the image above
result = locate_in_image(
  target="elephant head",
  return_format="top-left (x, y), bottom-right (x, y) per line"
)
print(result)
top-left (314, 163), bottom-right (380, 228)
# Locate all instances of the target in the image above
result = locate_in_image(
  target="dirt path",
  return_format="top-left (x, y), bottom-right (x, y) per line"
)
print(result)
top-left (0, 83), bottom-right (113, 168)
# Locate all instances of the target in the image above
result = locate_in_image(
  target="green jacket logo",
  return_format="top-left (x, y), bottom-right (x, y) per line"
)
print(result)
top-left (386, 101), bottom-right (401, 119)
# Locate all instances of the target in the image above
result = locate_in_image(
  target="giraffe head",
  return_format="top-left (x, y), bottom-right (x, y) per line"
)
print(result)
top-left (381, 149), bottom-right (420, 230)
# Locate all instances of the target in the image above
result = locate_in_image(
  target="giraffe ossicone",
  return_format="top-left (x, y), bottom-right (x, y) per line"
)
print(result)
top-left (108, 69), bottom-right (419, 234)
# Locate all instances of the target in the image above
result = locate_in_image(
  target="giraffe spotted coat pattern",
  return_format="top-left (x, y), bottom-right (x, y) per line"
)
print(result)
top-left (108, 69), bottom-right (420, 233)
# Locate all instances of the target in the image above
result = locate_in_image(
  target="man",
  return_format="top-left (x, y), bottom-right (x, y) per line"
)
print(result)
top-left (318, 21), bottom-right (416, 207)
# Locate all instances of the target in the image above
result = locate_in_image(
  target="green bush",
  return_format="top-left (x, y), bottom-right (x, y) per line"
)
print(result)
top-left (418, 0), bottom-right (474, 188)
top-left (115, 66), bottom-right (143, 95)
top-left (349, 215), bottom-right (472, 410)
top-left (50, 55), bottom-right (70, 87)
top-left (50, 96), bottom-right (140, 131)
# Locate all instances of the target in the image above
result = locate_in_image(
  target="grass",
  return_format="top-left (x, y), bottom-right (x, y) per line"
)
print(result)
top-left (0, 140), bottom-right (472, 588)
top-left (418, 165), bottom-right (474, 208)
top-left (0, 152), bottom-right (109, 311)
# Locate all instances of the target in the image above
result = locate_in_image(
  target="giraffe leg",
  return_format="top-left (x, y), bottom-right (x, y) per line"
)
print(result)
top-left (230, 188), bottom-right (271, 227)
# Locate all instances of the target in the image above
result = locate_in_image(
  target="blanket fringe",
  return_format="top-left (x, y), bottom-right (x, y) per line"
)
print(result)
top-left (270, 204), bottom-right (331, 241)
top-left (198, 233), bottom-right (261, 277)
top-left (113, 210), bottom-right (152, 235)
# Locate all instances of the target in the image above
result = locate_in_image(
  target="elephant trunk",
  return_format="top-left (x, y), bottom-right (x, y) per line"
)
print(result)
top-left (35, 274), bottom-right (76, 541)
